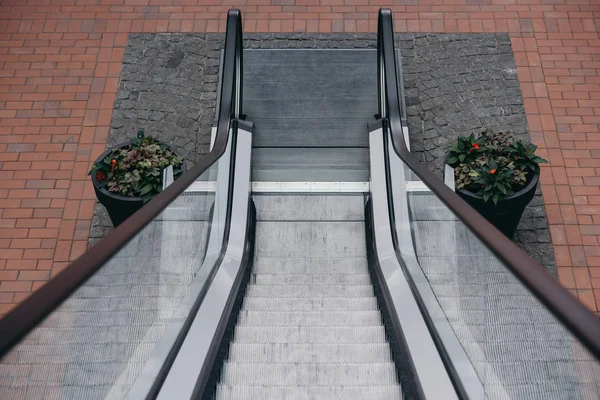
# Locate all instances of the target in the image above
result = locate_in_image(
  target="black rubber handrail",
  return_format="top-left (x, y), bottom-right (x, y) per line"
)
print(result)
top-left (377, 8), bottom-right (600, 359)
top-left (0, 9), bottom-right (245, 358)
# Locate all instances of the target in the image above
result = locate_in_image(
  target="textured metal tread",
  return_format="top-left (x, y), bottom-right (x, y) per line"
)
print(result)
top-left (216, 384), bottom-right (403, 400)
top-left (227, 343), bottom-right (393, 363)
top-left (220, 363), bottom-right (398, 386)
top-left (242, 297), bottom-right (379, 311)
top-left (252, 273), bottom-right (372, 285)
top-left (254, 194), bottom-right (364, 221)
top-left (237, 310), bottom-right (382, 326)
top-left (246, 284), bottom-right (374, 298)
top-left (232, 326), bottom-right (387, 343)
top-left (252, 258), bottom-right (368, 275)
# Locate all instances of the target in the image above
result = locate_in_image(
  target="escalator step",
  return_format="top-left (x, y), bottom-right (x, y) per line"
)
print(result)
top-left (219, 363), bottom-right (398, 386)
top-left (237, 310), bottom-right (382, 327)
top-left (232, 326), bottom-right (387, 344)
top-left (216, 385), bottom-right (403, 400)
top-left (227, 343), bottom-right (393, 363)
top-left (252, 258), bottom-right (367, 275)
top-left (252, 273), bottom-right (371, 285)
top-left (242, 297), bottom-right (379, 311)
top-left (246, 285), bottom-right (374, 298)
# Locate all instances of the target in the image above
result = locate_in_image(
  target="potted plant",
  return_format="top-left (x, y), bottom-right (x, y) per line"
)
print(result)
top-left (445, 129), bottom-right (547, 238)
top-left (89, 129), bottom-right (184, 227)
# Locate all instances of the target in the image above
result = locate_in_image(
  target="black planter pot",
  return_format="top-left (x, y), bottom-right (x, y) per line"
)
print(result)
top-left (91, 141), bottom-right (182, 227)
top-left (449, 167), bottom-right (539, 238)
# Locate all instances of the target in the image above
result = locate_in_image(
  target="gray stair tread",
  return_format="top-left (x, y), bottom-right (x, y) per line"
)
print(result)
top-left (216, 385), bottom-right (403, 400)
top-left (250, 119), bottom-right (370, 149)
top-left (237, 311), bottom-right (382, 326)
top-left (252, 257), bottom-right (368, 275)
top-left (252, 273), bottom-right (371, 285)
top-left (232, 326), bottom-right (387, 343)
top-left (220, 363), bottom-right (397, 386)
top-left (244, 49), bottom-right (376, 66)
top-left (254, 195), bottom-right (364, 222)
top-left (227, 343), bottom-right (392, 363)
top-left (247, 99), bottom-right (374, 120)
top-left (255, 222), bottom-right (366, 259)
top-left (242, 297), bottom-right (379, 311)
top-left (246, 285), bottom-right (374, 298)
top-left (245, 49), bottom-right (376, 148)
top-left (252, 148), bottom-right (369, 182)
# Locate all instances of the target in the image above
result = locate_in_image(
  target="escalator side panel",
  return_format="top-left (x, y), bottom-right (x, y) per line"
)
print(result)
top-left (368, 125), bottom-right (459, 399)
top-left (156, 125), bottom-right (254, 399)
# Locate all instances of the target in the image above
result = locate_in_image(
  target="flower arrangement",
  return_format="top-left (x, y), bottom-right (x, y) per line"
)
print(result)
top-left (89, 130), bottom-right (183, 202)
top-left (447, 129), bottom-right (547, 205)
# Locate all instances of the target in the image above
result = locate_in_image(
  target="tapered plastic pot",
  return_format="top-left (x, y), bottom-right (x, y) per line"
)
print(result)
top-left (91, 141), bottom-right (181, 227)
top-left (452, 169), bottom-right (539, 238)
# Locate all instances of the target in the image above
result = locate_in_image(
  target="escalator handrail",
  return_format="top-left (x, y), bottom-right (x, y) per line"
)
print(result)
top-left (377, 8), bottom-right (600, 359)
top-left (0, 9), bottom-right (245, 358)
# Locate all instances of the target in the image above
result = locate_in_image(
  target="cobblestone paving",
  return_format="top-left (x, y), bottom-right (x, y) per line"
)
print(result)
top-left (90, 33), bottom-right (555, 275)
top-left (89, 34), bottom-right (221, 245)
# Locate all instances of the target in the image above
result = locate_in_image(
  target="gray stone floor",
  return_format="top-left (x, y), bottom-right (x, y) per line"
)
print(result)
top-left (88, 32), bottom-right (555, 275)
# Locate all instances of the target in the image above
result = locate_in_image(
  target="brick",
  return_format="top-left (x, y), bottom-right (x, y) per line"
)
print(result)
top-left (0, 280), bottom-right (32, 292)
top-left (16, 219), bottom-right (47, 228)
top-left (28, 228), bottom-right (59, 238)
top-left (10, 238), bottom-right (42, 249)
top-left (18, 270), bottom-right (49, 281)
top-left (70, 240), bottom-right (87, 261)
top-left (3, 208), bottom-right (33, 218)
top-left (23, 248), bottom-right (54, 259)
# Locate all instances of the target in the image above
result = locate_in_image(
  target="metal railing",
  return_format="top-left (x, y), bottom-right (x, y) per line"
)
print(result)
top-left (376, 7), bottom-right (600, 359)
top-left (0, 9), bottom-right (245, 358)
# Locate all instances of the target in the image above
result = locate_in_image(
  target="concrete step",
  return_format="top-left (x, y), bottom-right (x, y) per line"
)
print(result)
top-left (216, 384), bottom-right (403, 400)
top-left (246, 285), bottom-right (373, 298)
top-left (237, 311), bottom-right (382, 327)
top-left (242, 297), bottom-right (379, 311)
top-left (254, 194), bottom-right (364, 221)
top-left (253, 273), bottom-right (372, 286)
top-left (252, 258), bottom-right (368, 275)
top-left (220, 363), bottom-right (398, 386)
top-left (232, 326), bottom-right (386, 344)
top-left (255, 221), bottom-right (366, 259)
top-left (227, 343), bottom-right (393, 363)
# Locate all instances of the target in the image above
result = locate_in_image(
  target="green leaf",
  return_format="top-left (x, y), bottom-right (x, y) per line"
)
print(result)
top-left (447, 156), bottom-right (458, 165)
top-left (139, 184), bottom-right (153, 196)
top-left (492, 193), bottom-right (500, 205)
top-left (458, 153), bottom-right (466, 162)
top-left (137, 129), bottom-right (145, 139)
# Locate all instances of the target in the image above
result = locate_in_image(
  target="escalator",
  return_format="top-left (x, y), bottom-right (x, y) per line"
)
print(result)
top-left (216, 194), bottom-right (403, 399)
top-left (1, 8), bottom-right (599, 400)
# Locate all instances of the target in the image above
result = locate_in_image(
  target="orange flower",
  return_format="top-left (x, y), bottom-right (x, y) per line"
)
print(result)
top-left (489, 169), bottom-right (497, 175)
top-left (472, 143), bottom-right (479, 150)
top-left (111, 159), bottom-right (117, 172)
